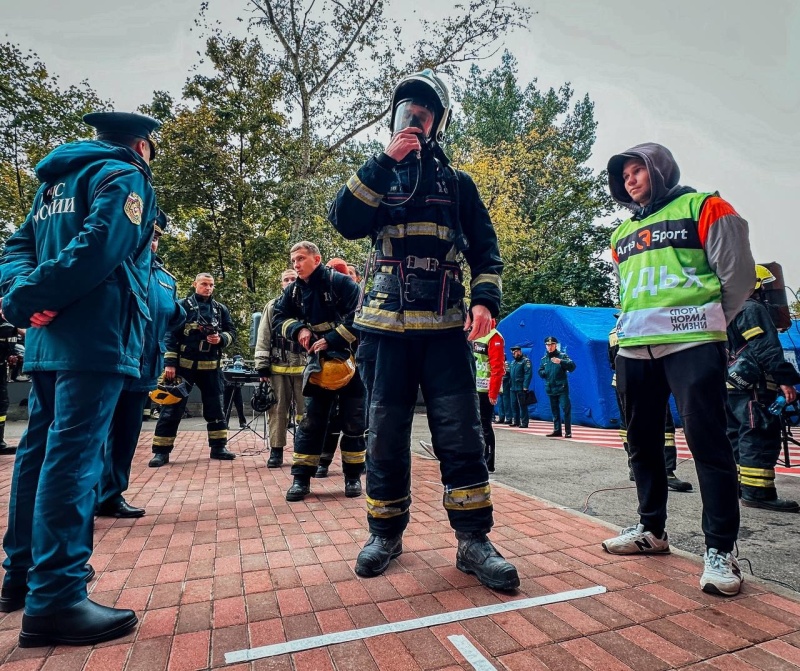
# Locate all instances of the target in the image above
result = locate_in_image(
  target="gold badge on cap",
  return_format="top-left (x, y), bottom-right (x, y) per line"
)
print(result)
top-left (124, 193), bottom-right (143, 225)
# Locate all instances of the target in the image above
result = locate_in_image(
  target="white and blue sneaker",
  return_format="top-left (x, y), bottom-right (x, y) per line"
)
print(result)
top-left (602, 524), bottom-right (670, 555)
top-left (700, 548), bottom-right (743, 596)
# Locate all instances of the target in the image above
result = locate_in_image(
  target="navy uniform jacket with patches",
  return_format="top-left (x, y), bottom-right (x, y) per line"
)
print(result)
top-left (509, 356), bottom-right (532, 392)
top-left (272, 265), bottom-right (360, 357)
top-left (538, 350), bottom-right (577, 395)
top-left (328, 150), bottom-right (502, 337)
top-left (164, 294), bottom-right (234, 370)
top-left (727, 297), bottom-right (800, 392)
top-left (0, 140), bottom-right (156, 376)
top-left (126, 258), bottom-right (185, 392)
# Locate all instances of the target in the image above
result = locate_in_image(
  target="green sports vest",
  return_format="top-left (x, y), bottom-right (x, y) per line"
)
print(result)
top-left (473, 329), bottom-right (497, 393)
top-left (611, 192), bottom-right (726, 347)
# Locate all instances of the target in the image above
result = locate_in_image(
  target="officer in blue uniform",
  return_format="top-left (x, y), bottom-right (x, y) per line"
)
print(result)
top-left (96, 211), bottom-right (185, 518)
top-left (328, 70), bottom-right (519, 591)
top-left (0, 320), bottom-right (22, 455)
top-left (0, 112), bottom-right (158, 646)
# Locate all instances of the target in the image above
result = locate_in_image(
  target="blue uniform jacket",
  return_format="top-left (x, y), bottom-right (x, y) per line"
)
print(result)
top-left (0, 140), bottom-right (157, 377)
top-left (538, 350), bottom-right (576, 395)
top-left (509, 356), bottom-right (532, 392)
top-left (125, 258), bottom-right (185, 392)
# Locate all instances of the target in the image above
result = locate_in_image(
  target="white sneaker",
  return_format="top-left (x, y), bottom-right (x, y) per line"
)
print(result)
top-left (602, 524), bottom-right (670, 555)
top-left (700, 548), bottom-right (743, 596)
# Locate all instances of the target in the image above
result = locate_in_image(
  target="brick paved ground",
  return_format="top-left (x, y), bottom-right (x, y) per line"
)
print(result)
top-left (1, 427), bottom-right (800, 670)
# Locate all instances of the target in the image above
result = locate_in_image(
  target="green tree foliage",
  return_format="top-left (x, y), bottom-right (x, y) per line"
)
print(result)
top-left (450, 53), bottom-right (617, 312)
top-left (0, 41), bottom-right (108, 234)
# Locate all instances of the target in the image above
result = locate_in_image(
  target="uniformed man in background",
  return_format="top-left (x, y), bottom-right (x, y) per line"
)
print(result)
top-left (149, 272), bottom-right (236, 466)
top-left (0, 111), bottom-right (158, 645)
top-left (0, 319), bottom-right (22, 455)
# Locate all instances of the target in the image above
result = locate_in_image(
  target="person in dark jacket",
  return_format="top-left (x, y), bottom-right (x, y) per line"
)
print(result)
top-left (272, 242), bottom-right (366, 501)
top-left (537, 336), bottom-right (576, 437)
top-left (0, 111), bottom-right (158, 645)
top-left (727, 265), bottom-right (800, 512)
top-left (149, 273), bottom-right (236, 466)
top-left (0, 320), bottom-right (22, 455)
top-left (328, 69), bottom-right (518, 592)
top-left (508, 345), bottom-right (533, 428)
top-left (97, 212), bottom-right (185, 518)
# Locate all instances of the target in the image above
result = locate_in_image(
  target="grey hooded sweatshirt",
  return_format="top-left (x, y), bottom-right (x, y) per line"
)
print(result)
top-left (607, 142), bottom-right (755, 359)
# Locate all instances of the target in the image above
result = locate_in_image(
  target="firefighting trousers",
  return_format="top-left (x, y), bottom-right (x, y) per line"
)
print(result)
top-left (152, 367), bottom-right (227, 454)
top-left (478, 392), bottom-right (495, 471)
top-left (510, 390), bottom-right (529, 426)
top-left (357, 331), bottom-right (493, 537)
top-left (727, 389), bottom-right (783, 495)
top-left (319, 400), bottom-right (342, 469)
top-left (291, 374), bottom-right (366, 480)
top-left (267, 373), bottom-right (304, 449)
top-left (3, 371), bottom-right (125, 615)
top-left (98, 389), bottom-right (149, 508)
top-left (617, 343), bottom-right (739, 552)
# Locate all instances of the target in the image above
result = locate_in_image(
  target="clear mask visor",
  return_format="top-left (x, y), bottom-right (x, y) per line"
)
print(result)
top-left (392, 100), bottom-right (435, 137)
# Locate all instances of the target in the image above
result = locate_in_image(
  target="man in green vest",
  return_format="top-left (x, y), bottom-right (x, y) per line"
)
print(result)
top-left (600, 142), bottom-right (755, 598)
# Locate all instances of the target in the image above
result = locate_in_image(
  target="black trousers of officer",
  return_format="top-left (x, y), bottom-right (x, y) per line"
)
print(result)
top-left (510, 390), bottom-right (529, 427)
top-left (548, 391), bottom-right (572, 435)
top-left (617, 342), bottom-right (739, 552)
top-left (727, 389), bottom-right (782, 496)
top-left (358, 330), bottom-right (493, 538)
top-left (292, 376), bottom-right (366, 480)
top-left (152, 366), bottom-right (227, 454)
top-left (478, 393), bottom-right (495, 472)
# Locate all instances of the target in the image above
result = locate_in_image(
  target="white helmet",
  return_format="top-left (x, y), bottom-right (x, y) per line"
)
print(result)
top-left (389, 69), bottom-right (452, 143)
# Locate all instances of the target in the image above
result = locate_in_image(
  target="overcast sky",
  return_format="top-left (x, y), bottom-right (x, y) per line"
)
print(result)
top-left (3, 0), bottom-right (799, 289)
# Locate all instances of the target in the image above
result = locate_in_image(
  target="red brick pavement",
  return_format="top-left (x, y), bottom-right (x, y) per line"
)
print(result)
top-left (1, 429), bottom-right (799, 670)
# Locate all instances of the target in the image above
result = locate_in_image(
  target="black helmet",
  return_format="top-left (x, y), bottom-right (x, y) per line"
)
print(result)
top-left (251, 381), bottom-right (277, 413)
top-left (149, 375), bottom-right (191, 405)
top-left (389, 69), bottom-right (452, 143)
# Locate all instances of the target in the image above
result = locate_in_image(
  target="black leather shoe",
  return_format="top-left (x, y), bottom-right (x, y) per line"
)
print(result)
top-left (455, 531), bottom-right (520, 591)
top-left (148, 453), bottom-right (169, 468)
top-left (266, 448), bottom-right (283, 468)
top-left (509, 423), bottom-right (519, 427)
top-left (564, 433), bottom-right (572, 438)
top-left (1, 565), bottom-right (96, 614)
top-left (286, 478), bottom-right (310, 501)
top-left (545, 431), bottom-right (562, 437)
top-left (210, 447), bottom-right (236, 460)
top-left (0, 444), bottom-right (17, 455)
top-left (19, 598), bottom-right (137, 648)
top-left (742, 496), bottom-right (799, 512)
top-left (354, 534), bottom-right (403, 577)
top-left (96, 500), bottom-right (145, 519)
top-left (315, 465), bottom-right (329, 478)
top-left (666, 472), bottom-right (693, 493)
top-left (344, 479), bottom-right (362, 498)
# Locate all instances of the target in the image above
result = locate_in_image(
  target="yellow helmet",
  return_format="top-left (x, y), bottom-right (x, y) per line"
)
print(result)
top-left (309, 355), bottom-right (356, 391)
top-left (755, 264), bottom-right (776, 291)
top-left (148, 375), bottom-right (191, 405)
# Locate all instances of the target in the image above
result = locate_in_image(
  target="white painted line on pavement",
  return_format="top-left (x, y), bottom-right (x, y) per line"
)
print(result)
top-left (225, 585), bottom-right (606, 664)
top-left (448, 635), bottom-right (498, 671)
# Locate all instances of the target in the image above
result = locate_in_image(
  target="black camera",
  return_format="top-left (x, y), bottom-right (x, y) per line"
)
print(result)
top-left (198, 323), bottom-right (219, 337)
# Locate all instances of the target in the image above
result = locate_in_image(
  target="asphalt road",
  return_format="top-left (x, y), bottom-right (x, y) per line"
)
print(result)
top-left (410, 414), bottom-right (800, 594)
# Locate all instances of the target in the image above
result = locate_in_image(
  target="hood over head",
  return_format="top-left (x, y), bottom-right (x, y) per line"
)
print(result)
top-left (607, 142), bottom-right (682, 212)
top-left (35, 140), bottom-right (151, 184)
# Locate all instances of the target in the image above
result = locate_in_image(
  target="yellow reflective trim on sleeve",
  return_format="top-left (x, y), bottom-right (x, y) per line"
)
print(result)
top-left (0, 416), bottom-right (6, 423)
top-left (741, 326), bottom-right (764, 340)
top-left (281, 319), bottom-right (301, 339)
top-left (208, 430), bottom-right (228, 440)
top-left (310, 322), bottom-right (335, 333)
top-left (347, 174), bottom-right (382, 208)
top-left (292, 453), bottom-right (321, 468)
top-left (335, 324), bottom-right (357, 344)
top-left (470, 274), bottom-right (502, 290)
top-left (152, 436), bottom-right (176, 447)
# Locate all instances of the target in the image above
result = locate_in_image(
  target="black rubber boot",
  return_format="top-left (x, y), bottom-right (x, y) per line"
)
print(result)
top-left (286, 477), bottom-right (310, 502)
top-left (741, 486), bottom-right (799, 512)
top-left (315, 465), bottom-right (329, 478)
top-left (344, 479), bottom-right (362, 498)
top-left (666, 472), bottom-right (693, 492)
top-left (354, 534), bottom-right (403, 577)
top-left (455, 531), bottom-right (520, 591)
top-left (148, 453), bottom-right (169, 468)
top-left (266, 448), bottom-right (283, 468)
top-left (210, 447), bottom-right (236, 460)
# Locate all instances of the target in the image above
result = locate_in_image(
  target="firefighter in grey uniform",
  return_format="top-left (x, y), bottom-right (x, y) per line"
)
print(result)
top-left (328, 69), bottom-right (518, 591)
top-left (726, 265), bottom-right (800, 512)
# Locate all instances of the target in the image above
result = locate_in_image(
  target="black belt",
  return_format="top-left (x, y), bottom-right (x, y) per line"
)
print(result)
top-left (371, 271), bottom-right (465, 311)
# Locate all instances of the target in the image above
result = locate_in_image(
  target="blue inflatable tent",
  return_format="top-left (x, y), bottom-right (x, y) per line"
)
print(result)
top-left (497, 304), bottom-right (621, 429)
